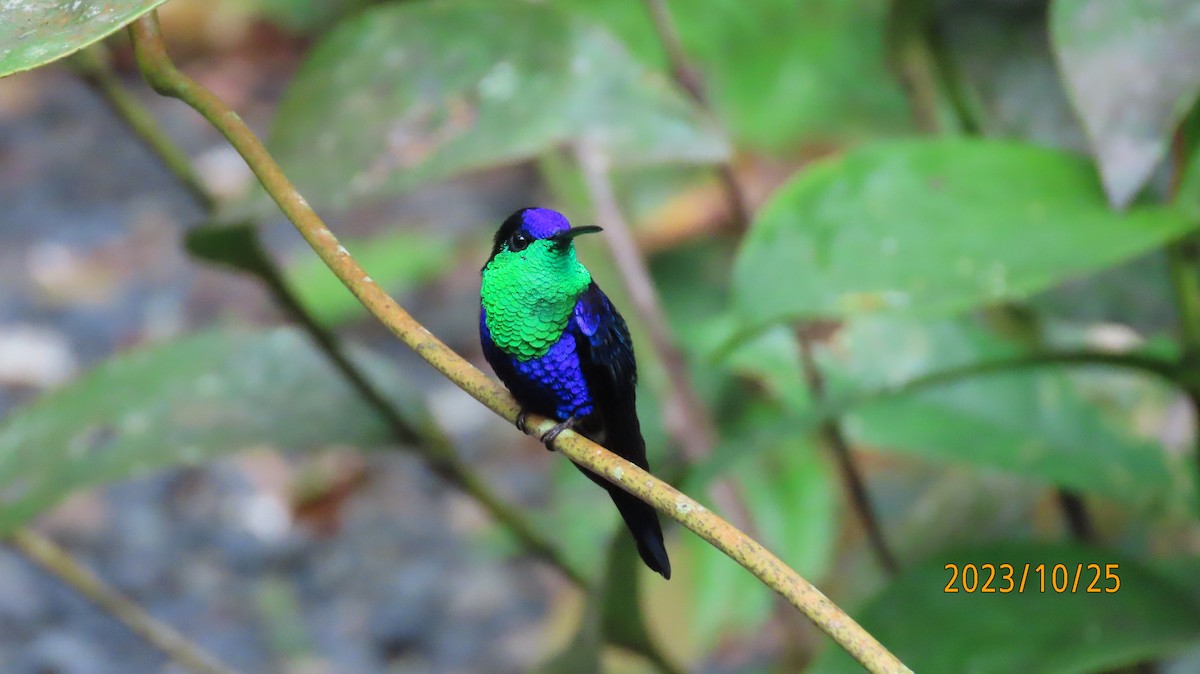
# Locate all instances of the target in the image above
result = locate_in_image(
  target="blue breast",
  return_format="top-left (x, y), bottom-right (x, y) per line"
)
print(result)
top-left (480, 308), bottom-right (594, 420)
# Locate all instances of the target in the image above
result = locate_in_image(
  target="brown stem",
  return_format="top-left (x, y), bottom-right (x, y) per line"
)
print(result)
top-left (575, 143), bottom-right (756, 531)
top-left (797, 332), bottom-right (899, 575)
top-left (68, 46), bottom-right (215, 211)
top-left (641, 0), bottom-right (749, 230)
top-left (1055, 491), bottom-right (1097, 543)
top-left (10, 528), bottom-right (241, 674)
top-left (127, 14), bottom-right (911, 672)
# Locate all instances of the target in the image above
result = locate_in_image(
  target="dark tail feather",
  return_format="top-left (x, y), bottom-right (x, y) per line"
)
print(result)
top-left (606, 485), bottom-right (671, 579)
top-left (571, 410), bottom-right (670, 578)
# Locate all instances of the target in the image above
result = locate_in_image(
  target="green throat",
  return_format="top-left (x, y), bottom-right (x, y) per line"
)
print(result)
top-left (481, 239), bottom-right (592, 360)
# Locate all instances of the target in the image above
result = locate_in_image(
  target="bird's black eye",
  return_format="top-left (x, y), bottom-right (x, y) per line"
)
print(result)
top-left (508, 231), bottom-right (531, 252)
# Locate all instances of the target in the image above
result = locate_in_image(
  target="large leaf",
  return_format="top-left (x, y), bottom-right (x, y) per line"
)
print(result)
top-left (811, 542), bottom-right (1200, 674)
top-left (1051, 0), bottom-right (1200, 208)
top-left (0, 328), bottom-right (430, 534)
top-left (821, 316), bottom-right (1187, 510)
top-left (0, 1), bottom-right (172, 78)
top-left (268, 0), bottom-right (728, 212)
top-left (558, 0), bottom-right (909, 151)
top-left (733, 139), bottom-right (1194, 327)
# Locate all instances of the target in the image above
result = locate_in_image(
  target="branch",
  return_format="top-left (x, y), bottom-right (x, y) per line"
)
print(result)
top-left (797, 331), bottom-right (899, 574)
top-left (67, 46), bottom-right (215, 212)
top-left (884, 0), bottom-right (983, 135)
top-left (128, 14), bottom-right (911, 674)
top-left (9, 528), bottom-right (241, 674)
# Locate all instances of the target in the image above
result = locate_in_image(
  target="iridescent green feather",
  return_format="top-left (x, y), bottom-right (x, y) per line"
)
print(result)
top-left (481, 239), bottom-right (592, 360)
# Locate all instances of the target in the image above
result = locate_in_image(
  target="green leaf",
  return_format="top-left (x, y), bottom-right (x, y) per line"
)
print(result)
top-left (285, 230), bottom-right (457, 325)
top-left (186, 221), bottom-right (278, 278)
top-left (823, 316), bottom-right (1187, 509)
top-left (0, 328), bottom-right (430, 534)
top-left (0, 0), bottom-right (173, 78)
top-left (686, 426), bottom-right (835, 642)
top-left (733, 139), bottom-right (1193, 326)
top-left (1051, 0), bottom-right (1200, 208)
top-left (558, 0), bottom-right (909, 151)
top-left (267, 0), bottom-right (728, 212)
top-left (810, 542), bottom-right (1200, 674)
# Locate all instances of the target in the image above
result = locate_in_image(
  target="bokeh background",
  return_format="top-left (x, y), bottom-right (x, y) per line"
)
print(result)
top-left (2, 0), bottom-right (1200, 673)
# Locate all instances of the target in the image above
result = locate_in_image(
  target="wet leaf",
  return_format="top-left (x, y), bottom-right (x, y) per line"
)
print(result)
top-left (559, 0), bottom-right (909, 151)
top-left (822, 316), bottom-right (1186, 510)
top-left (268, 0), bottom-right (728, 212)
top-left (1051, 0), bottom-right (1200, 208)
top-left (733, 139), bottom-right (1193, 327)
top-left (811, 542), bottom-right (1200, 674)
top-left (0, 328), bottom-right (430, 534)
top-left (0, 0), bottom-right (172, 78)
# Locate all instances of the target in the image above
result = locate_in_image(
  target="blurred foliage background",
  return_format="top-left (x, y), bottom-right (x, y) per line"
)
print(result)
top-left (2, 0), bottom-right (1200, 672)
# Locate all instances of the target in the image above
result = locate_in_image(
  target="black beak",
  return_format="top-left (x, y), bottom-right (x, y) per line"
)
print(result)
top-left (551, 225), bottom-right (603, 249)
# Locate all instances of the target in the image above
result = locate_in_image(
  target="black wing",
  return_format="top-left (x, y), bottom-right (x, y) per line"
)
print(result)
top-left (570, 282), bottom-right (671, 578)
top-left (570, 282), bottom-right (642, 464)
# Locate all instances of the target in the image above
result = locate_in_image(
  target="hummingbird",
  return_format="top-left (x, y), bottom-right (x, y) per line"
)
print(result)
top-left (479, 207), bottom-right (671, 579)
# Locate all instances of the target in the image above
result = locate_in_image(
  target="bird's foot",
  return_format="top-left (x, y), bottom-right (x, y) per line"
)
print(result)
top-left (540, 416), bottom-right (578, 452)
top-left (515, 411), bottom-right (531, 435)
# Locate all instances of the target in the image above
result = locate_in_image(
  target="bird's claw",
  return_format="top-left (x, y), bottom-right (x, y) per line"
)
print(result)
top-left (540, 416), bottom-right (577, 452)
top-left (515, 411), bottom-right (530, 434)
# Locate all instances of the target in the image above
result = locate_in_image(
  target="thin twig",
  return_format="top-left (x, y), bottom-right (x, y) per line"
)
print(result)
top-left (67, 46), bottom-right (215, 211)
top-left (127, 15), bottom-right (911, 673)
top-left (884, 0), bottom-right (941, 134)
top-left (641, 0), bottom-right (749, 230)
top-left (575, 143), bottom-right (755, 530)
top-left (798, 334), bottom-right (899, 574)
top-left (10, 528), bottom-right (241, 674)
top-left (1055, 491), bottom-right (1097, 542)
